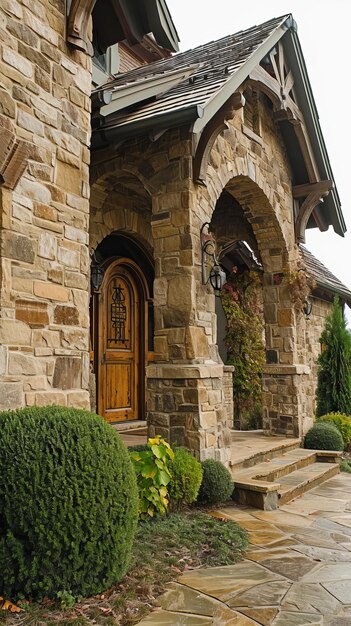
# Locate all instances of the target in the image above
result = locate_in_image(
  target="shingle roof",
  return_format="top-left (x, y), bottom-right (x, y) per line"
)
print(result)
top-left (301, 246), bottom-right (351, 305)
top-left (94, 15), bottom-right (289, 130)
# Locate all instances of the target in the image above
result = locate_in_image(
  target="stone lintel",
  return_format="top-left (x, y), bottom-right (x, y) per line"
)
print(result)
top-left (263, 364), bottom-right (311, 376)
top-left (146, 362), bottom-right (224, 379)
top-left (223, 365), bottom-right (234, 373)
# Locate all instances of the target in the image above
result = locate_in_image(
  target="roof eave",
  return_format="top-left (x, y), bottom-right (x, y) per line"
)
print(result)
top-left (283, 28), bottom-right (345, 237)
top-left (91, 105), bottom-right (202, 149)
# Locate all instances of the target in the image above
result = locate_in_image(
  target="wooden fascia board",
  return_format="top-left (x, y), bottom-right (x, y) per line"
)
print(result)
top-left (284, 29), bottom-right (345, 235)
top-left (191, 16), bottom-right (292, 135)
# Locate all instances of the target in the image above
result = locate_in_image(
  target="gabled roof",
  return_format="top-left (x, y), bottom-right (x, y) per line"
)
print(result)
top-left (92, 14), bottom-right (345, 238)
top-left (93, 15), bottom-right (289, 129)
top-left (301, 246), bottom-right (351, 306)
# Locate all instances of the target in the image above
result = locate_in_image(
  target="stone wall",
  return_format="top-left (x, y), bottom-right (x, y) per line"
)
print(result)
top-left (0, 0), bottom-right (91, 410)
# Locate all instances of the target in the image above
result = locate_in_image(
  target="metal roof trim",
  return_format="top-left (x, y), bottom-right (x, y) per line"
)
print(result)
top-left (99, 64), bottom-right (201, 118)
top-left (146, 0), bottom-right (180, 52)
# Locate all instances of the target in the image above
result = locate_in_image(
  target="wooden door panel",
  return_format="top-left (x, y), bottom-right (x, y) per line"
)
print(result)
top-left (98, 260), bottom-right (145, 423)
top-left (106, 362), bottom-right (131, 411)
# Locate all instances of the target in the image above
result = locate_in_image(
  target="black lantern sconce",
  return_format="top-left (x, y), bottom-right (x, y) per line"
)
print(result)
top-left (303, 296), bottom-right (313, 318)
top-left (200, 222), bottom-right (226, 297)
top-left (90, 253), bottom-right (104, 292)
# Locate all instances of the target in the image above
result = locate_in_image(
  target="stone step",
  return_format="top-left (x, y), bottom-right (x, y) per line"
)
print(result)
top-left (278, 461), bottom-right (340, 505)
top-left (230, 433), bottom-right (301, 473)
top-left (232, 448), bottom-right (342, 510)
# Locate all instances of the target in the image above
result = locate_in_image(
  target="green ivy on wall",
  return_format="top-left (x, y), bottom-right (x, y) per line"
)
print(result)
top-left (221, 268), bottom-right (265, 428)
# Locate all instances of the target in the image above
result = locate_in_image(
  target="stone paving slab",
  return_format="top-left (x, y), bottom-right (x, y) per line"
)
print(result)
top-left (135, 473), bottom-right (351, 625)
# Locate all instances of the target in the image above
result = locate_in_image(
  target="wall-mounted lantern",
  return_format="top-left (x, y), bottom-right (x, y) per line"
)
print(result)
top-left (91, 254), bottom-right (104, 291)
top-left (303, 296), bottom-right (313, 318)
top-left (200, 222), bottom-right (226, 297)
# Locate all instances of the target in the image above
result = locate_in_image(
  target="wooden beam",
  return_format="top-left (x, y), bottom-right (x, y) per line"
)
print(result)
top-left (295, 192), bottom-right (322, 243)
top-left (67, 0), bottom-right (97, 53)
top-left (293, 180), bottom-right (333, 198)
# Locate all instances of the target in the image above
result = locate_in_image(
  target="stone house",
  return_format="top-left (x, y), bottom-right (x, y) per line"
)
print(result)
top-left (0, 2), bottom-right (349, 464)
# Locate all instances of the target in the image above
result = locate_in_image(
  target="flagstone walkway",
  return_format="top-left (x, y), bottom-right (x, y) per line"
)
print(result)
top-left (136, 472), bottom-right (351, 625)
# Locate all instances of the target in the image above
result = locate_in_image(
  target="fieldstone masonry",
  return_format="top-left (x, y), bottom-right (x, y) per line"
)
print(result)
top-left (0, 0), bottom-right (91, 410)
top-left (0, 2), bottom-right (337, 463)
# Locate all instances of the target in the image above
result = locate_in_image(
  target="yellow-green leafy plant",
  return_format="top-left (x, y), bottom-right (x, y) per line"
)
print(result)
top-left (130, 436), bottom-right (174, 519)
top-left (319, 413), bottom-right (351, 449)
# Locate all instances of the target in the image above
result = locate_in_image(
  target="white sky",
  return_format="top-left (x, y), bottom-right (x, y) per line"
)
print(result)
top-left (167, 0), bottom-right (351, 323)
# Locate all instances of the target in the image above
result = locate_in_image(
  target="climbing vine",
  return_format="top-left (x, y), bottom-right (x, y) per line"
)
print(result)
top-left (221, 268), bottom-right (265, 427)
top-left (288, 264), bottom-right (316, 314)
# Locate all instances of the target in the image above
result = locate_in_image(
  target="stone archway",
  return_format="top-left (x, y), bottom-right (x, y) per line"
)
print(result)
top-left (195, 127), bottom-right (309, 438)
top-left (89, 164), bottom-right (154, 423)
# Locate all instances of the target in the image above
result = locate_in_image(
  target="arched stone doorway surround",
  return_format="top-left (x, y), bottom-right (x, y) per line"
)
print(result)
top-left (89, 163), bottom-right (154, 422)
top-left (196, 125), bottom-right (312, 439)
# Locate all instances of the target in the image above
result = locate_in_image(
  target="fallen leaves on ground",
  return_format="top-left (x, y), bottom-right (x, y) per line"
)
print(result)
top-left (0, 598), bottom-right (23, 613)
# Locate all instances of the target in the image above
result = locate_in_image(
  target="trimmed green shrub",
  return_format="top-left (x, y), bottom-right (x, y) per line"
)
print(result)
top-left (168, 448), bottom-right (203, 510)
top-left (319, 413), bottom-right (351, 449)
top-left (197, 459), bottom-right (233, 504)
top-left (0, 406), bottom-right (138, 599)
top-left (304, 421), bottom-right (344, 451)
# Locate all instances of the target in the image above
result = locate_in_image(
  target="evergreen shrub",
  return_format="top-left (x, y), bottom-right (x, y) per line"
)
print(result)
top-left (319, 413), bottom-right (351, 449)
top-left (197, 459), bottom-right (233, 504)
top-left (316, 296), bottom-right (351, 416)
top-left (0, 406), bottom-right (138, 599)
top-left (304, 421), bottom-right (344, 451)
top-left (168, 448), bottom-right (203, 510)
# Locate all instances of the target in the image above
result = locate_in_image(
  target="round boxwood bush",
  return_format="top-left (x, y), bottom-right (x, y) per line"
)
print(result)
top-left (0, 406), bottom-right (138, 599)
top-left (304, 421), bottom-right (344, 451)
top-left (197, 459), bottom-right (233, 504)
top-left (168, 448), bottom-right (203, 510)
top-left (318, 413), bottom-right (351, 449)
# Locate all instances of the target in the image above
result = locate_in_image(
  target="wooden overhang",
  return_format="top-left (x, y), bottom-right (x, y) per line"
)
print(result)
top-left (66, 0), bottom-right (179, 55)
top-left (91, 14), bottom-right (345, 242)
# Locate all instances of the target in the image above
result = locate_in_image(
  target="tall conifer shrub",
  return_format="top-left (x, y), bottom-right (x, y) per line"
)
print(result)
top-left (316, 297), bottom-right (351, 416)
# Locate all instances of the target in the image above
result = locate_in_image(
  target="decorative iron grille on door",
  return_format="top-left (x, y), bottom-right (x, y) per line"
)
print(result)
top-left (109, 283), bottom-right (126, 343)
top-left (107, 277), bottom-right (132, 350)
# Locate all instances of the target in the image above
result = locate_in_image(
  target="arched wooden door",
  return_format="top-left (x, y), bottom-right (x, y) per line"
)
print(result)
top-left (97, 259), bottom-right (147, 423)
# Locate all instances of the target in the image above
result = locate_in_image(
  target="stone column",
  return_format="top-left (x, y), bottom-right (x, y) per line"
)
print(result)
top-left (146, 141), bottom-right (232, 464)
top-left (261, 263), bottom-right (310, 437)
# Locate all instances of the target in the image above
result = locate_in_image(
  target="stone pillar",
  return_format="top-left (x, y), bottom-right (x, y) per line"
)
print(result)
top-left (261, 264), bottom-right (310, 437)
top-left (146, 142), bottom-right (232, 464)
top-left (0, 0), bottom-right (91, 410)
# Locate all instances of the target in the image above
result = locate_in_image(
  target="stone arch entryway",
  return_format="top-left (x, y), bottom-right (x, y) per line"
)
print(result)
top-left (199, 160), bottom-right (305, 438)
top-left (89, 232), bottom-right (154, 423)
top-left (211, 190), bottom-right (265, 431)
